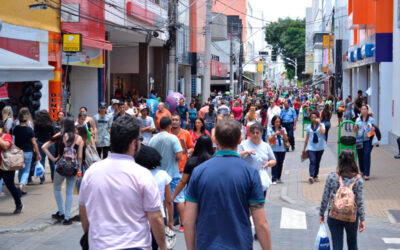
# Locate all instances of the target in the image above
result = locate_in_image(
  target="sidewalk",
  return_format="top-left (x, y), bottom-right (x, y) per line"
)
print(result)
top-left (0, 170), bottom-right (79, 233)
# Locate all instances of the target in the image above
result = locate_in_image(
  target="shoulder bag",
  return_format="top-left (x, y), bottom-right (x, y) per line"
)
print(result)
top-left (1, 144), bottom-right (25, 171)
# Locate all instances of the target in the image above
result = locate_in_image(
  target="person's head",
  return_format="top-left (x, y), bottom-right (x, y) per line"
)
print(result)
top-left (194, 117), bottom-right (205, 133)
top-left (179, 98), bottom-right (185, 106)
top-left (61, 117), bottom-right (76, 146)
top-left (78, 112), bottom-right (87, 124)
top-left (34, 110), bottom-right (53, 127)
top-left (140, 105), bottom-right (148, 117)
top-left (76, 124), bottom-right (89, 143)
top-left (134, 144), bottom-right (162, 170)
top-left (269, 99), bottom-right (275, 107)
top-left (337, 96), bottom-right (342, 101)
top-left (57, 111), bottom-right (65, 121)
top-left (190, 103), bottom-right (194, 109)
top-left (357, 90), bottom-right (363, 96)
top-left (309, 111), bottom-right (320, 123)
top-left (124, 101), bottom-right (130, 111)
top-left (192, 135), bottom-right (213, 159)
top-left (2, 106), bottom-right (13, 122)
top-left (208, 103), bottom-right (215, 114)
top-left (271, 115), bottom-right (282, 127)
top-left (215, 119), bottom-right (241, 150)
top-left (99, 102), bottom-right (107, 114)
top-left (171, 112), bottom-right (181, 129)
top-left (338, 149), bottom-right (359, 178)
top-left (284, 100), bottom-right (290, 109)
top-left (110, 115), bottom-right (141, 156)
top-left (322, 104), bottom-right (330, 116)
top-left (18, 107), bottom-right (31, 123)
top-left (118, 102), bottom-right (125, 113)
top-left (158, 102), bottom-right (165, 111)
top-left (229, 113), bottom-right (235, 120)
top-left (234, 101), bottom-right (239, 107)
top-left (360, 105), bottom-right (369, 117)
top-left (80, 107), bottom-right (88, 115)
top-left (215, 114), bottom-right (225, 125)
top-left (249, 123), bottom-right (263, 144)
top-left (160, 116), bottom-right (172, 131)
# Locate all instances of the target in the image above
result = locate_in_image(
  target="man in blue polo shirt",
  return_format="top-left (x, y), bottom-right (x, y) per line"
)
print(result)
top-left (184, 119), bottom-right (272, 250)
top-left (280, 100), bottom-right (297, 152)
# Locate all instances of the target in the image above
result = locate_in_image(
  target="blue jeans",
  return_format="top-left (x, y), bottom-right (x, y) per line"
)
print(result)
top-left (38, 141), bottom-right (56, 182)
top-left (308, 150), bottom-right (324, 178)
top-left (205, 122), bottom-right (214, 134)
top-left (18, 151), bottom-right (33, 185)
top-left (272, 151), bottom-right (286, 182)
top-left (323, 120), bottom-right (331, 141)
top-left (283, 122), bottom-right (295, 147)
top-left (356, 140), bottom-right (373, 176)
top-left (188, 119), bottom-right (195, 131)
top-left (180, 119), bottom-right (187, 129)
top-left (53, 172), bottom-right (77, 220)
top-left (328, 216), bottom-right (359, 250)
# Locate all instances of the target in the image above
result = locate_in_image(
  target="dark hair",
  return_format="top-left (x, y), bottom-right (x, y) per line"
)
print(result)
top-left (76, 124), bottom-right (89, 144)
top-left (360, 104), bottom-right (369, 111)
top-left (78, 112), bottom-right (87, 118)
top-left (58, 111), bottom-right (66, 117)
top-left (271, 115), bottom-right (282, 127)
top-left (190, 135), bottom-right (213, 166)
top-left (310, 110), bottom-right (320, 118)
top-left (110, 115), bottom-right (141, 154)
top-left (194, 117), bottom-right (206, 133)
top-left (249, 123), bottom-right (263, 133)
top-left (160, 116), bottom-right (172, 130)
top-left (208, 103), bottom-right (215, 116)
top-left (338, 149), bottom-right (359, 178)
top-left (321, 104), bottom-right (331, 120)
top-left (357, 90), bottom-right (363, 95)
top-left (34, 110), bottom-right (53, 128)
top-left (60, 117), bottom-right (76, 146)
top-left (171, 112), bottom-right (180, 118)
top-left (135, 144), bottom-right (162, 170)
top-left (80, 106), bottom-right (88, 112)
top-left (215, 119), bottom-right (241, 149)
top-left (18, 108), bottom-right (31, 123)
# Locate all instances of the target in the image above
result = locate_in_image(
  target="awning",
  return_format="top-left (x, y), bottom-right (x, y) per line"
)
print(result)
top-left (211, 79), bottom-right (237, 85)
top-left (62, 28), bottom-right (112, 51)
top-left (0, 49), bottom-right (54, 82)
top-left (242, 75), bottom-right (254, 83)
top-left (243, 64), bottom-right (257, 73)
top-left (311, 78), bottom-right (325, 86)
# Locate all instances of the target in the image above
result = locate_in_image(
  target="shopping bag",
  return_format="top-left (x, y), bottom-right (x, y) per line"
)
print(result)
top-left (259, 168), bottom-right (272, 191)
top-left (314, 224), bottom-right (331, 250)
top-left (33, 161), bottom-right (45, 179)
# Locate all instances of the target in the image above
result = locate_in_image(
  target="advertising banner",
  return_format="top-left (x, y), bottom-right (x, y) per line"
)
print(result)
top-left (62, 46), bottom-right (103, 68)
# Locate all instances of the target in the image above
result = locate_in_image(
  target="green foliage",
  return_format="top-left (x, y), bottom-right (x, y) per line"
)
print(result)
top-left (265, 18), bottom-right (305, 80)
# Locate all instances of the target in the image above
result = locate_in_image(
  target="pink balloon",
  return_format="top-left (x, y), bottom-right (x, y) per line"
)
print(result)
top-left (166, 92), bottom-right (185, 113)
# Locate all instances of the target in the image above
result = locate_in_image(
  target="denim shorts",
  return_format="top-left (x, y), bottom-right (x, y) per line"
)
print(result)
top-left (170, 177), bottom-right (185, 203)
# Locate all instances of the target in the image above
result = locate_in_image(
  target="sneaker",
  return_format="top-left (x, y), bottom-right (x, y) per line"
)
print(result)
top-left (394, 154), bottom-right (400, 159)
top-left (52, 211), bottom-right (65, 221)
top-left (272, 181), bottom-right (277, 185)
top-left (314, 178), bottom-right (320, 182)
top-left (292, 145), bottom-right (295, 151)
top-left (178, 226), bottom-right (184, 232)
top-left (13, 204), bottom-right (23, 214)
top-left (63, 219), bottom-right (73, 225)
top-left (71, 215), bottom-right (81, 222)
top-left (308, 177), bottom-right (314, 184)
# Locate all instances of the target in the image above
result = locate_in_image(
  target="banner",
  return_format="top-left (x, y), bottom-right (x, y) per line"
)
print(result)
top-left (62, 47), bottom-right (103, 68)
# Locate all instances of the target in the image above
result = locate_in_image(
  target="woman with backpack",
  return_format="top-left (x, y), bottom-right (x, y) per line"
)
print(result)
top-left (319, 149), bottom-right (365, 250)
top-left (34, 110), bottom-right (56, 183)
top-left (41, 117), bottom-right (84, 225)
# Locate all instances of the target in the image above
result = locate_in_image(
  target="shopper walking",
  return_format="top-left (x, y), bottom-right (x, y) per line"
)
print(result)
top-left (231, 101), bottom-right (243, 122)
top-left (13, 108), bottom-right (41, 194)
top-left (267, 115), bottom-right (288, 184)
top-left (41, 117), bottom-right (83, 225)
top-left (354, 105), bottom-right (376, 181)
top-left (138, 105), bottom-right (156, 145)
top-left (319, 149), bottom-right (365, 250)
top-left (154, 102), bottom-right (172, 131)
top-left (337, 96), bottom-right (345, 126)
top-left (188, 103), bottom-right (197, 131)
top-left (93, 102), bottom-right (112, 159)
top-left (176, 98), bottom-right (189, 129)
top-left (345, 96), bottom-right (354, 131)
top-left (185, 119), bottom-right (272, 250)
top-left (320, 104), bottom-right (332, 142)
top-left (0, 120), bottom-right (23, 214)
top-left (204, 103), bottom-right (217, 134)
top-left (79, 115), bottom-right (167, 249)
top-left (280, 100), bottom-right (297, 151)
top-left (189, 117), bottom-right (210, 145)
top-left (267, 99), bottom-right (281, 130)
top-left (34, 110), bottom-right (56, 183)
top-left (2, 106), bottom-right (13, 133)
top-left (302, 111), bottom-right (326, 184)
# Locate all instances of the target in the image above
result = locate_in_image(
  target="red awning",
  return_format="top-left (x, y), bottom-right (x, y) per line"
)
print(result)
top-left (83, 37), bottom-right (112, 51)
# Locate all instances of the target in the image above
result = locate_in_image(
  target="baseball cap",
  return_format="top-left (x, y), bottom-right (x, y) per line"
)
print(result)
top-left (139, 105), bottom-right (147, 111)
top-left (111, 99), bottom-right (119, 105)
top-left (99, 102), bottom-right (107, 108)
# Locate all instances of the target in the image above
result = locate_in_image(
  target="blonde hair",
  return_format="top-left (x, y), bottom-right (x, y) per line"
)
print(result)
top-left (2, 106), bottom-right (13, 122)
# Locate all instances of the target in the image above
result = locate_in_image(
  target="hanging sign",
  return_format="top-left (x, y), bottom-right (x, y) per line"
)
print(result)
top-left (62, 33), bottom-right (82, 52)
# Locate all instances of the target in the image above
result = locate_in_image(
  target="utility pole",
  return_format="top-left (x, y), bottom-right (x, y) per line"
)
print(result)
top-left (168, 0), bottom-right (178, 95)
top-left (202, 0), bottom-right (212, 103)
top-left (238, 23), bottom-right (243, 93)
top-left (294, 57), bottom-right (298, 86)
top-left (229, 23), bottom-right (234, 96)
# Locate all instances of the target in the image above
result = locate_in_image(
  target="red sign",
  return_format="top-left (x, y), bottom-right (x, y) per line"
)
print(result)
top-left (210, 59), bottom-right (228, 77)
top-left (126, 1), bottom-right (156, 25)
top-left (0, 37), bottom-right (40, 61)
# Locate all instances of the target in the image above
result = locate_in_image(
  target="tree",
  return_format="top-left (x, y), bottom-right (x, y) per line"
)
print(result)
top-left (265, 18), bottom-right (305, 80)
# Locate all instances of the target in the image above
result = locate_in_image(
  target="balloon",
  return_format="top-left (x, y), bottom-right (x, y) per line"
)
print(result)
top-left (166, 92), bottom-right (185, 113)
top-left (146, 99), bottom-right (159, 118)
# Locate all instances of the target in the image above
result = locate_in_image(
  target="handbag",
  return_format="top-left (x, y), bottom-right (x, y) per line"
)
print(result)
top-left (1, 144), bottom-right (24, 171)
top-left (259, 168), bottom-right (272, 191)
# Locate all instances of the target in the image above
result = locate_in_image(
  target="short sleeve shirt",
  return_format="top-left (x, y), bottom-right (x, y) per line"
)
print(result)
top-left (185, 150), bottom-right (264, 250)
top-left (149, 132), bottom-right (183, 179)
top-left (170, 129), bottom-right (194, 172)
top-left (306, 123), bottom-right (327, 151)
top-left (12, 125), bottom-right (34, 152)
top-left (150, 169), bottom-right (172, 217)
top-left (355, 116), bottom-right (375, 141)
top-left (93, 114), bottom-right (112, 147)
top-left (176, 106), bottom-right (188, 120)
top-left (280, 107), bottom-right (297, 123)
top-left (138, 116), bottom-right (155, 145)
top-left (238, 140), bottom-right (276, 171)
top-left (267, 127), bottom-right (287, 152)
top-left (78, 154), bottom-right (161, 250)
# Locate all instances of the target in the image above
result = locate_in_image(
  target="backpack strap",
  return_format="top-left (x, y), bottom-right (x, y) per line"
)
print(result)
top-left (350, 174), bottom-right (360, 189)
top-left (63, 134), bottom-right (77, 148)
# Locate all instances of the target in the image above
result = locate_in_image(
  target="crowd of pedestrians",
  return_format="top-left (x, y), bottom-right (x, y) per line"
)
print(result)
top-left (0, 85), bottom-right (394, 250)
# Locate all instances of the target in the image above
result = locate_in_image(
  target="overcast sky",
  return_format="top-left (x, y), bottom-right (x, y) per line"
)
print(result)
top-left (250, 0), bottom-right (313, 21)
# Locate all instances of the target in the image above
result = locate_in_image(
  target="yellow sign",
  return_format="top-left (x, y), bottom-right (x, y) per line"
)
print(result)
top-left (323, 35), bottom-right (330, 49)
top-left (62, 34), bottom-right (82, 52)
top-left (257, 61), bottom-right (263, 73)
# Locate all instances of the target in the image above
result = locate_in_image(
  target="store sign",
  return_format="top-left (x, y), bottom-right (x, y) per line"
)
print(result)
top-left (257, 61), bottom-right (263, 73)
top-left (323, 35), bottom-right (330, 49)
top-left (62, 46), bottom-right (103, 67)
top-left (62, 33), bottom-right (82, 52)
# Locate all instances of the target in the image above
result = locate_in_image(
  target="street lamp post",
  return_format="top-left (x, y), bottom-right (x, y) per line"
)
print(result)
top-left (286, 57), bottom-right (298, 86)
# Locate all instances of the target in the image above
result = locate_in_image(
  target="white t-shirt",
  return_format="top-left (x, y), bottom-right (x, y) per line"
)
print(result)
top-left (151, 169), bottom-right (172, 218)
top-left (267, 106), bottom-right (281, 129)
top-left (138, 116), bottom-right (155, 145)
top-left (238, 140), bottom-right (276, 171)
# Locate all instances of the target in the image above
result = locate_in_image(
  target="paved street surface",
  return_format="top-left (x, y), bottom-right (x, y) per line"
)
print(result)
top-left (1, 116), bottom-right (400, 249)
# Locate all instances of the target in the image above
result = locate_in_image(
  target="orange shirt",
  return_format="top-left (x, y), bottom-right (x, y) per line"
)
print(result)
top-left (170, 128), bottom-right (194, 172)
top-left (154, 109), bottom-right (171, 130)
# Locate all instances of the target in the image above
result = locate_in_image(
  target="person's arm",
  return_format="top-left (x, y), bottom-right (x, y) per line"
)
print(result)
top-left (77, 137), bottom-right (84, 167)
top-left (172, 173), bottom-right (190, 200)
top-left (250, 203), bottom-right (272, 250)
top-left (186, 110), bottom-right (189, 124)
top-left (184, 201), bottom-right (198, 250)
top-left (42, 140), bottom-right (58, 162)
top-left (319, 173), bottom-right (335, 223)
top-left (164, 184), bottom-right (174, 230)
top-left (147, 211), bottom-right (167, 250)
top-left (79, 205), bottom-right (89, 233)
top-left (0, 135), bottom-right (11, 150)
top-left (354, 178), bottom-right (366, 232)
top-left (175, 151), bottom-right (182, 162)
top-left (319, 120), bottom-right (326, 135)
top-left (90, 118), bottom-right (97, 143)
top-left (31, 138), bottom-right (42, 162)
top-left (302, 134), bottom-right (310, 153)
